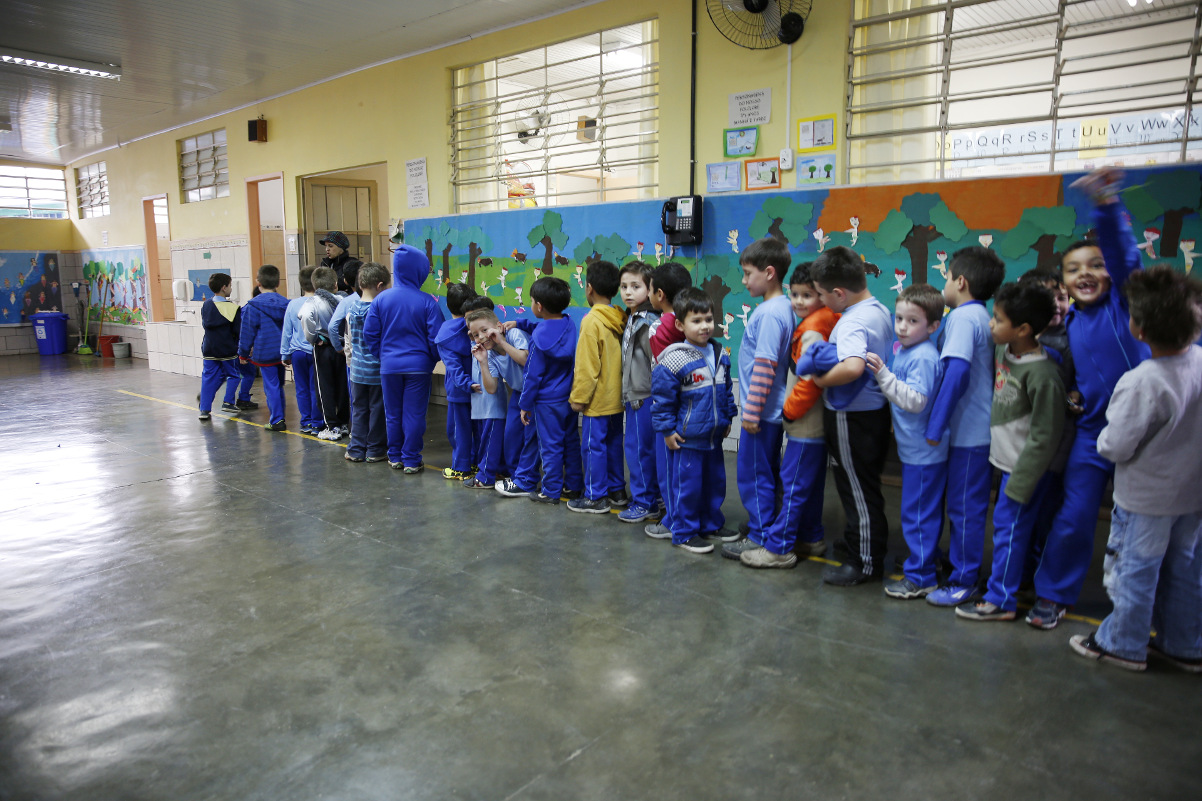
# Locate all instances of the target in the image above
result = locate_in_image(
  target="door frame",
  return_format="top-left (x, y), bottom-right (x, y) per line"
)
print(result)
top-left (246, 172), bottom-right (286, 280)
top-left (142, 193), bottom-right (170, 322)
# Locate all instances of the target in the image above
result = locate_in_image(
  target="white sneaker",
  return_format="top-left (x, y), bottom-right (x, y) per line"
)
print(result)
top-left (317, 428), bottom-right (339, 441)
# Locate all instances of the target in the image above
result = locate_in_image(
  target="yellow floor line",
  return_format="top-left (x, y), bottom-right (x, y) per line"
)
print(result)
top-left (116, 390), bottom-right (1108, 625)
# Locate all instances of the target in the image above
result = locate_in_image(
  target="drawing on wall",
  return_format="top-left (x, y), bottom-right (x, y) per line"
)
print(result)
top-left (744, 158), bottom-right (781, 191)
top-left (707, 162), bottom-right (742, 194)
top-left (797, 114), bottom-right (836, 153)
top-left (724, 126), bottom-right (759, 157)
top-left (403, 164), bottom-right (1202, 368)
top-left (796, 154), bottom-right (836, 186)
top-left (0, 251), bottom-right (62, 321)
top-left (81, 247), bottom-right (150, 325)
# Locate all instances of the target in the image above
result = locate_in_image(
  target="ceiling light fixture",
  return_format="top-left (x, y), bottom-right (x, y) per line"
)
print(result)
top-left (0, 48), bottom-right (121, 80)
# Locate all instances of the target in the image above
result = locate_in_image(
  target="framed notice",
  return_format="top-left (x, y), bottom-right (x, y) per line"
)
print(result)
top-left (797, 114), bottom-right (837, 154)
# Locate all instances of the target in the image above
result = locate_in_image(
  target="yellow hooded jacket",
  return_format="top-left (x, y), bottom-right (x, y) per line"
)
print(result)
top-left (570, 304), bottom-right (626, 416)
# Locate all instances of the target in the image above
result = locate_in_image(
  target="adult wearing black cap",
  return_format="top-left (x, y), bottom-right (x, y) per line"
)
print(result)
top-left (319, 231), bottom-right (364, 294)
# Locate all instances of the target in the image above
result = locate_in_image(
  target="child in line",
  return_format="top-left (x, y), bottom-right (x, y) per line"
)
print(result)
top-left (865, 283), bottom-right (946, 595)
top-left (343, 262), bottom-right (390, 463)
top-left (569, 261), bottom-right (627, 514)
top-left (807, 246), bottom-right (895, 585)
top-left (198, 272), bottom-right (242, 421)
top-left (434, 283), bottom-right (480, 481)
top-left (281, 266), bottom-right (322, 434)
top-left (741, 263), bottom-right (838, 569)
top-left (464, 306), bottom-right (510, 489)
top-left (721, 238), bottom-right (796, 562)
top-left (487, 313), bottom-right (539, 499)
top-left (302, 267), bottom-right (350, 440)
top-left (237, 265), bottom-right (290, 431)
top-left (617, 261), bottom-right (661, 524)
top-left (328, 258), bottom-right (362, 376)
top-left (923, 246), bottom-right (1006, 605)
top-left (364, 245), bottom-right (445, 473)
top-left (643, 263), bottom-right (693, 540)
top-left (1030, 167), bottom-right (1149, 629)
top-left (957, 282), bottom-right (1065, 621)
top-left (1072, 265), bottom-right (1202, 671)
top-left (517, 277), bottom-right (584, 505)
top-left (650, 289), bottom-right (738, 554)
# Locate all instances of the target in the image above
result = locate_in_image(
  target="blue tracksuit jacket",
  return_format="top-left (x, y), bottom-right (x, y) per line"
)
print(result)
top-left (363, 245), bottom-right (444, 374)
top-left (650, 339), bottom-right (738, 450)
top-left (237, 291), bottom-right (289, 363)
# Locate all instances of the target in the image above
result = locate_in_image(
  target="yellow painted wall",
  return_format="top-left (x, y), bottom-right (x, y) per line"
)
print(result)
top-left (0, 158), bottom-right (78, 251)
top-left (56, 0), bottom-right (849, 253)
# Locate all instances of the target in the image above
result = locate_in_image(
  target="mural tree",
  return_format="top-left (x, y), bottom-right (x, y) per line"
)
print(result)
top-left (572, 233), bottom-right (631, 266)
top-left (749, 196), bottom-right (813, 245)
top-left (420, 221), bottom-right (455, 283)
top-left (875, 193), bottom-right (968, 284)
top-left (527, 211), bottom-right (569, 275)
top-left (1123, 169), bottom-right (1201, 258)
top-left (997, 206), bottom-right (1077, 272)
top-left (695, 254), bottom-right (741, 336)
top-left (451, 225), bottom-right (493, 288)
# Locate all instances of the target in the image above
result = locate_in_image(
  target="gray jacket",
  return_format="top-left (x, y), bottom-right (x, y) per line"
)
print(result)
top-left (621, 308), bottom-right (659, 405)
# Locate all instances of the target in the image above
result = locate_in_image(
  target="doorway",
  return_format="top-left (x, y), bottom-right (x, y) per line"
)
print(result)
top-left (142, 195), bottom-right (172, 321)
top-left (247, 174), bottom-right (286, 293)
top-left (300, 163), bottom-right (388, 268)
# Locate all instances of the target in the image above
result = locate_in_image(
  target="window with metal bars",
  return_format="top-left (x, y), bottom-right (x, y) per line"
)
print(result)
top-left (178, 128), bottom-right (229, 203)
top-left (76, 161), bottom-right (109, 218)
top-left (451, 20), bottom-right (660, 213)
top-left (847, 0), bottom-right (1202, 185)
top-left (0, 165), bottom-right (68, 219)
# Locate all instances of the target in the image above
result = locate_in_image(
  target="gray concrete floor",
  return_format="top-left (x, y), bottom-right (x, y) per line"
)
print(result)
top-left (1, 354), bottom-right (1199, 801)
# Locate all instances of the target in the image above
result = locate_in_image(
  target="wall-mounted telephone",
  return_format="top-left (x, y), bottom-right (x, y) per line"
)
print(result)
top-left (661, 195), bottom-right (703, 246)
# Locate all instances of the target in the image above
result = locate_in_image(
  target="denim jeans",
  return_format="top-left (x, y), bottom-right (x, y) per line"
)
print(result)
top-left (1095, 506), bottom-right (1202, 661)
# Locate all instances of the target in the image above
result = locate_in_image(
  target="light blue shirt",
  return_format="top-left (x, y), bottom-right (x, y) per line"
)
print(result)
top-left (328, 292), bottom-right (359, 352)
top-left (496, 328), bottom-right (529, 393)
top-left (826, 296), bottom-right (894, 412)
top-left (736, 295), bottom-right (794, 425)
top-left (280, 296), bottom-right (312, 357)
top-left (471, 351), bottom-right (507, 420)
top-left (890, 339), bottom-right (948, 465)
top-left (937, 301), bottom-right (994, 447)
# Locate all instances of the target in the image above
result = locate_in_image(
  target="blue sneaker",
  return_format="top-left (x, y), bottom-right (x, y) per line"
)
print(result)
top-left (926, 584), bottom-right (976, 607)
top-left (618, 503), bottom-right (652, 524)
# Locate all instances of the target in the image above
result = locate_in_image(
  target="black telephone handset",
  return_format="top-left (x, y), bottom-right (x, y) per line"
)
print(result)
top-left (661, 195), bottom-right (703, 246)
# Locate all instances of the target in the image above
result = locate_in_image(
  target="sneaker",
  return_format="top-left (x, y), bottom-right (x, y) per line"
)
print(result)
top-left (495, 478), bottom-right (532, 498)
top-left (701, 526), bottom-right (742, 543)
top-left (608, 488), bottom-right (630, 508)
top-left (737, 521), bottom-right (751, 538)
top-left (530, 491), bottom-right (561, 505)
top-left (1025, 598), bottom-right (1069, 630)
top-left (344, 453), bottom-right (365, 463)
top-left (443, 467), bottom-right (474, 481)
top-left (561, 489), bottom-right (582, 501)
top-left (338, 426), bottom-right (350, 439)
top-left (720, 538), bottom-right (762, 561)
top-left (300, 426), bottom-right (315, 435)
top-left (464, 477), bottom-right (494, 489)
top-left (644, 522), bottom-right (672, 539)
top-left (1147, 641), bottom-right (1202, 673)
top-left (740, 546), bottom-right (798, 569)
top-left (236, 399), bottom-right (259, 410)
top-left (618, 503), bottom-right (652, 523)
top-left (822, 563), bottom-right (882, 586)
top-left (926, 584), bottom-right (976, 607)
top-left (317, 428), bottom-right (340, 441)
top-left (794, 540), bottom-right (826, 558)
top-left (198, 411), bottom-right (211, 421)
top-left (645, 503), bottom-right (665, 522)
top-left (402, 464), bottom-right (424, 475)
top-left (674, 536), bottom-right (714, 554)
top-left (567, 497), bottom-right (611, 514)
top-left (955, 600), bottom-right (1016, 621)
top-left (220, 402), bottom-right (241, 413)
top-left (1070, 632), bottom-right (1146, 672)
top-left (883, 578), bottom-right (937, 600)
top-left (389, 461), bottom-right (404, 470)
top-left (266, 421), bottom-right (287, 432)
top-left (366, 455), bottom-right (387, 463)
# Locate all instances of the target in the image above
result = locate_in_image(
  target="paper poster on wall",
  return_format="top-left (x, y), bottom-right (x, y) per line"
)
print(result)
top-left (707, 163), bottom-right (742, 193)
top-left (406, 158), bottom-right (428, 184)
top-left (724, 126), bottom-right (759, 157)
top-left (728, 88), bottom-right (771, 127)
top-left (744, 158), bottom-right (781, 191)
top-left (407, 182), bottom-right (430, 209)
top-left (81, 246), bottom-right (150, 325)
top-left (0, 251), bottom-right (63, 321)
top-left (797, 114), bottom-right (837, 153)
top-left (796, 154), bottom-right (836, 186)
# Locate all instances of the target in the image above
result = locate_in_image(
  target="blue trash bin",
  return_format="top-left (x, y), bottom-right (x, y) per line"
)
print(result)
top-left (31, 312), bottom-right (70, 355)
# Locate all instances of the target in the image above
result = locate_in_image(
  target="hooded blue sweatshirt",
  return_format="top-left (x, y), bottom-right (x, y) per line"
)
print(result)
top-left (518, 316), bottom-right (577, 411)
top-left (434, 318), bottom-right (473, 403)
top-left (238, 291), bottom-right (290, 363)
top-left (363, 245), bottom-right (444, 374)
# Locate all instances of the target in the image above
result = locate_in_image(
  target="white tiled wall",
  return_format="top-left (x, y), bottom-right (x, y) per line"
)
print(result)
top-left (146, 321), bottom-right (203, 377)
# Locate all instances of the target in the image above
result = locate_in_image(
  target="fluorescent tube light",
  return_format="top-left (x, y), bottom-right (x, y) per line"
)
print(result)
top-left (0, 48), bottom-right (121, 80)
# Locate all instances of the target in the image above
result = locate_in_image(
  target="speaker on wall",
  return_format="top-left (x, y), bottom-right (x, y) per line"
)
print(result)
top-left (248, 118), bottom-right (267, 142)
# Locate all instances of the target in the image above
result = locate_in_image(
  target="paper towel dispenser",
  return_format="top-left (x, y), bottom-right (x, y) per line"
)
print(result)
top-left (172, 279), bottom-right (193, 301)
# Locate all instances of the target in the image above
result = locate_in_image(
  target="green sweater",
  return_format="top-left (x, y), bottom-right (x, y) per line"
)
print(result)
top-left (989, 345), bottom-right (1065, 504)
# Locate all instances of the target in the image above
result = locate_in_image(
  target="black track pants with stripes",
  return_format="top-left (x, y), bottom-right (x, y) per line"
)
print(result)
top-left (823, 405), bottom-right (892, 576)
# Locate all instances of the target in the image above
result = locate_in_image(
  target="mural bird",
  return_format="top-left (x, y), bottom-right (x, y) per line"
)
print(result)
top-left (891, 268), bottom-right (907, 293)
top-left (634, 241), bottom-right (645, 260)
top-left (978, 234), bottom-right (994, 248)
top-left (654, 243), bottom-right (664, 264)
top-left (813, 228), bottom-right (830, 253)
top-left (1181, 239), bottom-right (1196, 274)
top-left (845, 216), bottom-right (860, 246)
top-left (726, 230), bottom-right (739, 253)
top-left (1138, 228), bottom-right (1160, 259)
top-left (499, 266), bottom-right (509, 289)
top-left (932, 250), bottom-right (949, 281)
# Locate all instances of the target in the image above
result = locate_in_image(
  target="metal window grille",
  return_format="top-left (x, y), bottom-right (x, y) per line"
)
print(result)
top-left (178, 128), bottom-right (229, 203)
top-left (847, 0), bottom-right (1202, 184)
top-left (451, 20), bottom-right (660, 213)
top-left (76, 161), bottom-right (109, 218)
top-left (0, 165), bottom-right (68, 219)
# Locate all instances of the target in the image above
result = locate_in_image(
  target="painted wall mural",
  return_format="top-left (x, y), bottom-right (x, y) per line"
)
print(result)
top-left (81, 247), bottom-right (150, 326)
top-left (0, 251), bottom-right (63, 321)
top-left (412, 164), bottom-right (1199, 368)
